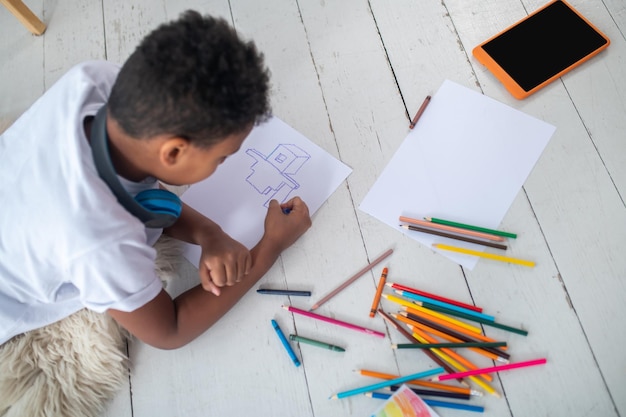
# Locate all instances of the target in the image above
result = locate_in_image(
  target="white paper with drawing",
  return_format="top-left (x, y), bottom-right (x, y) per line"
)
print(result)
top-left (181, 117), bottom-right (352, 266)
top-left (360, 80), bottom-right (555, 269)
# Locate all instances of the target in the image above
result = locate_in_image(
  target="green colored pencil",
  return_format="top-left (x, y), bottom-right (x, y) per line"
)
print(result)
top-left (404, 303), bottom-right (529, 336)
top-left (425, 217), bottom-right (517, 239)
top-left (392, 341), bottom-right (507, 349)
top-left (289, 334), bottom-right (345, 352)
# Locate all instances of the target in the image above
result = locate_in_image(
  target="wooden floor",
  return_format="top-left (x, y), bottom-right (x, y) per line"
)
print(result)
top-left (2, 0), bottom-right (625, 416)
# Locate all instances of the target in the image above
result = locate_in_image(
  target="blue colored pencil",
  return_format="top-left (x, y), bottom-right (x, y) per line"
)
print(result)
top-left (271, 319), bottom-right (300, 367)
top-left (394, 289), bottom-right (495, 322)
top-left (330, 367), bottom-right (444, 399)
top-left (365, 392), bottom-right (485, 413)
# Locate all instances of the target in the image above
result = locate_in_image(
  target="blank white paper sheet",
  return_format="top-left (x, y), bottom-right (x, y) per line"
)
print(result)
top-left (359, 80), bottom-right (555, 269)
top-left (181, 116), bottom-right (352, 266)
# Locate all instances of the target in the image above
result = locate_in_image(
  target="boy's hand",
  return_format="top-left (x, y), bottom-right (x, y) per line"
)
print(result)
top-left (262, 197), bottom-right (312, 252)
top-left (197, 229), bottom-right (251, 296)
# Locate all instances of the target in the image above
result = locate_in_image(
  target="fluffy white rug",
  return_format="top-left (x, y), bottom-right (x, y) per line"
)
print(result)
top-left (0, 235), bottom-right (182, 417)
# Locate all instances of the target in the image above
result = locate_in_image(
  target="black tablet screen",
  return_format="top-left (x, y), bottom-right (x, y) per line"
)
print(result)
top-left (481, 1), bottom-right (608, 92)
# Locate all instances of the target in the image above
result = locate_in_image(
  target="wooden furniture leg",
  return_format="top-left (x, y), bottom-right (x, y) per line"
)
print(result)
top-left (0, 0), bottom-right (46, 35)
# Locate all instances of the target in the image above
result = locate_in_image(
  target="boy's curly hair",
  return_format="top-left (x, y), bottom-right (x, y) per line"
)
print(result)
top-left (108, 11), bottom-right (271, 147)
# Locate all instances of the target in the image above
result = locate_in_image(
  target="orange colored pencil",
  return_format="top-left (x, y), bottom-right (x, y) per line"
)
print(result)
top-left (409, 324), bottom-right (507, 363)
top-left (355, 369), bottom-right (474, 395)
top-left (369, 267), bottom-right (388, 318)
top-left (383, 294), bottom-right (481, 333)
top-left (409, 331), bottom-right (499, 397)
top-left (411, 326), bottom-right (493, 382)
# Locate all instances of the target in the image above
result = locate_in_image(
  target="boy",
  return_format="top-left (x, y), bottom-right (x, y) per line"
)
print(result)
top-left (0, 11), bottom-right (311, 349)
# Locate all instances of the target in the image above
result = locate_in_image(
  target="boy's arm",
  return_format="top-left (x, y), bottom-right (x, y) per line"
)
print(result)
top-left (163, 201), bottom-right (252, 295)
top-left (107, 198), bottom-right (311, 349)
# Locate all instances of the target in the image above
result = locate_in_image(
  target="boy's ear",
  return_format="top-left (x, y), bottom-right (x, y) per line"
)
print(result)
top-left (159, 137), bottom-right (189, 166)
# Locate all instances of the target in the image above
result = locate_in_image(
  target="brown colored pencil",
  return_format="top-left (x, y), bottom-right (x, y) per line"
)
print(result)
top-left (400, 224), bottom-right (507, 250)
top-left (310, 248), bottom-right (393, 311)
top-left (378, 310), bottom-right (466, 384)
top-left (409, 95), bottom-right (431, 129)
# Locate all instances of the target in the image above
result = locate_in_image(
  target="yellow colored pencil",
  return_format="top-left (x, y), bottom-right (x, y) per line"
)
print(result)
top-left (383, 294), bottom-right (481, 334)
top-left (411, 326), bottom-right (492, 382)
top-left (433, 243), bottom-right (535, 267)
top-left (411, 331), bottom-right (499, 397)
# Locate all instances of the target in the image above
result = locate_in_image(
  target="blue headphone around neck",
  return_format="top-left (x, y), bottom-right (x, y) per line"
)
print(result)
top-left (90, 105), bottom-right (182, 228)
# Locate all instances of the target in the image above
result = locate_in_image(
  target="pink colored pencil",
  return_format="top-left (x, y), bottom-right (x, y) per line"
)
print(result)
top-left (282, 305), bottom-right (385, 338)
top-left (432, 358), bottom-right (547, 381)
top-left (400, 216), bottom-right (505, 242)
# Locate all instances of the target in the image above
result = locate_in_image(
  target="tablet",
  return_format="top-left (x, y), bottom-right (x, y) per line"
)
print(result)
top-left (473, 0), bottom-right (610, 99)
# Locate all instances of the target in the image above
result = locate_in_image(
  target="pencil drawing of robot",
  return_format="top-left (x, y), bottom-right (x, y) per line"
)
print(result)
top-left (245, 144), bottom-right (310, 207)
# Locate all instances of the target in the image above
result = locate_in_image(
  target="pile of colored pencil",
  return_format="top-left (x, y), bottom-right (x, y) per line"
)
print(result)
top-left (372, 279), bottom-right (546, 402)
top-left (399, 216), bottom-right (535, 267)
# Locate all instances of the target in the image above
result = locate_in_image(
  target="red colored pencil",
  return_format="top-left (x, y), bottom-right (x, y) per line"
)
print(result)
top-left (386, 282), bottom-right (482, 313)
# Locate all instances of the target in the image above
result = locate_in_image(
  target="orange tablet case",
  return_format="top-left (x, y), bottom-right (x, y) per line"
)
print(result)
top-left (473, 0), bottom-right (610, 99)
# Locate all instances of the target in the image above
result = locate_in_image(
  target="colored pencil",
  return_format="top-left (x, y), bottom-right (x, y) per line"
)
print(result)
top-left (400, 215), bottom-right (505, 242)
top-left (412, 301), bottom-right (528, 336)
top-left (410, 333), bottom-right (498, 397)
top-left (422, 399), bottom-right (485, 413)
top-left (310, 248), bottom-right (393, 311)
top-left (383, 294), bottom-right (482, 333)
top-left (433, 243), bottom-right (535, 267)
top-left (257, 289), bottom-right (311, 296)
top-left (392, 342), bottom-right (506, 349)
top-left (378, 310), bottom-right (463, 378)
top-left (365, 391), bottom-right (391, 400)
top-left (377, 309), bottom-right (465, 383)
top-left (393, 289), bottom-right (495, 322)
top-left (386, 384), bottom-right (470, 400)
top-left (433, 359), bottom-right (547, 381)
top-left (410, 325), bottom-right (494, 383)
top-left (330, 367), bottom-right (444, 399)
top-left (401, 224), bottom-right (508, 250)
top-left (365, 393), bottom-right (485, 413)
top-left (369, 267), bottom-right (388, 317)
top-left (289, 334), bottom-right (345, 352)
top-left (282, 305), bottom-right (385, 338)
top-left (409, 95), bottom-right (431, 129)
top-left (426, 217), bottom-right (517, 238)
top-left (356, 369), bottom-right (479, 396)
top-left (406, 318), bottom-right (510, 363)
top-left (386, 282), bottom-right (483, 313)
top-left (270, 320), bottom-right (300, 367)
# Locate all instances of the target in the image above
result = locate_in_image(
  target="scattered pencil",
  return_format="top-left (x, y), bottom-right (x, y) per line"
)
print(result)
top-left (400, 215), bottom-right (505, 242)
top-left (432, 358), bottom-right (547, 381)
top-left (257, 288), bottom-right (311, 296)
top-left (310, 248), bottom-right (393, 311)
top-left (386, 282), bottom-right (483, 312)
top-left (392, 289), bottom-right (496, 322)
top-left (392, 342), bottom-right (507, 349)
top-left (409, 95), bottom-right (431, 129)
top-left (426, 217), bottom-right (517, 239)
top-left (270, 319), bottom-right (300, 367)
top-left (330, 367), bottom-right (444, 399)
top-left (400, 224), bottom-right (507, 250)
top-left (433, 243), bottom-right (535, 267)
top-left (369, 267), bottom-right (388, 317)
top-left (289, 334), bottom-right (345, 352)
top-left (283, 305), bottom-right (385, 338)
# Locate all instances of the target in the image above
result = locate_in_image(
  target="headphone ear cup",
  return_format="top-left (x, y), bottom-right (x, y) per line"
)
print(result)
top-left (134, 189), bottom-right (183, 219)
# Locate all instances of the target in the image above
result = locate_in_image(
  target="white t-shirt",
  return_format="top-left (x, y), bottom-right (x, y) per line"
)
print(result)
top-left (0, 61), bottom-right (164, 345)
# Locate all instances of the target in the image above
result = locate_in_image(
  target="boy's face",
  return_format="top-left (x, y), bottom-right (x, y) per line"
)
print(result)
top-left (162, 126), bottom-right (252, 186)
